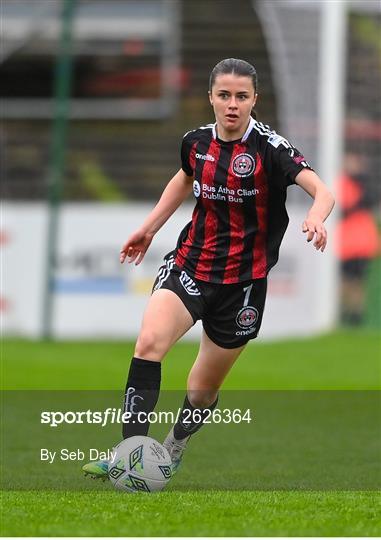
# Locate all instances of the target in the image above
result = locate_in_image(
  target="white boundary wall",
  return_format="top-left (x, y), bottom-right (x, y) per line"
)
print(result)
top-left (2, 203), bottom-right (337, 341)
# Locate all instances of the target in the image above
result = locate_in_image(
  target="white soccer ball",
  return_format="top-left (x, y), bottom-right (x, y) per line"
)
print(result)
top-left (108, 436), bottom-right (172, 493)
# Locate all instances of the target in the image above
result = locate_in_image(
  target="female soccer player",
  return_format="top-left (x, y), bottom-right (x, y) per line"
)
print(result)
top-left (83, 58), bottom-right (334, 479)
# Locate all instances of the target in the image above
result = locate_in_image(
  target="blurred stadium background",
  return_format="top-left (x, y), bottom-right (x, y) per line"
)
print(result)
top-left (2, 0), bottom-right (380, 341)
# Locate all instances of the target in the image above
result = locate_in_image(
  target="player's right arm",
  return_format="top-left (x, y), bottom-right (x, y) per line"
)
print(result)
top-left (120, 168), bottom-right (193, 265)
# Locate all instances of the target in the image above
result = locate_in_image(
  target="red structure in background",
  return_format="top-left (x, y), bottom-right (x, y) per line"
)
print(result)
top-left (82, 67), bottom-right (190, 98)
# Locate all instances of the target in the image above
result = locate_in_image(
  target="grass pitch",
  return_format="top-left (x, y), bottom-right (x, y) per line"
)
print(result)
top-left (1, 330), bottom-right (380, 537)
top-left (2, 491), bottom-right (379, 537)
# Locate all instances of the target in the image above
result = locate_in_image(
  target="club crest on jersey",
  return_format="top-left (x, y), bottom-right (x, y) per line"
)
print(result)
top-left (232, 153), bottom-right (255, 177)
top-left (236, 306), bottom-right (259, 329)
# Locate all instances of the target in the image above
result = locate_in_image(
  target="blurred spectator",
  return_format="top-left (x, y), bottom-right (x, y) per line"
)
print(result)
top-left (334, 153), bottom-right (380, 326)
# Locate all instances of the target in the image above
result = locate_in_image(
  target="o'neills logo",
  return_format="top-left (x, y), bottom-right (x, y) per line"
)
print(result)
top-left (232, 153), bottom-right (255, 177)
top-left (195, 153), bottom-right (215, 162)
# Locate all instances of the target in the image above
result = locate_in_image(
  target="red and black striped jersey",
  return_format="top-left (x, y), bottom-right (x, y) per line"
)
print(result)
top-left (174, 117), bottom-right (313, 284)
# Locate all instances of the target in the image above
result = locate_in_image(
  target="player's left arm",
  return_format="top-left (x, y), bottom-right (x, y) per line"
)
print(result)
top-left (295, 169), bottom-right (335, 252)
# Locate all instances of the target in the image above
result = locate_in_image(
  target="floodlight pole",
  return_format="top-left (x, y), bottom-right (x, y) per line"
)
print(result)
top-left (317, 0), bottom-right (348, 330)
top-left (42, 0), bottom-right (76, 339)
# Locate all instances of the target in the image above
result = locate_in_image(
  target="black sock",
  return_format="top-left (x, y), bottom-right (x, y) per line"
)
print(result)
top-left (173, 394), bottom-right (218, 440)
top-left (122, 357), bottom-right (161, 439)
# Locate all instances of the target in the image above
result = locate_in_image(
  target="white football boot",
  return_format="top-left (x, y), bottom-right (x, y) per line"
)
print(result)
top-left (163, 427), bottom-right (190, 474)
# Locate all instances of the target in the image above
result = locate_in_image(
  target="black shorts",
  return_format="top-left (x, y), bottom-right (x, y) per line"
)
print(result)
top-left (152, 253), bottom-right (267, 349)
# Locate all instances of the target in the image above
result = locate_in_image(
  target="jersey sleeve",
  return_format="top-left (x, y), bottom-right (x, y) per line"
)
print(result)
top-left (262, 132), bottom-right (313, 190)
top-left (180, 131), bottom-right (196, 176)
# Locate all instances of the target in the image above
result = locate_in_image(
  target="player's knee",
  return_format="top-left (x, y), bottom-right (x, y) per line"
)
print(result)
top-left (187, 389), bottom-right (218, 408)
top-left (134, 329), bottom-right (167, 361)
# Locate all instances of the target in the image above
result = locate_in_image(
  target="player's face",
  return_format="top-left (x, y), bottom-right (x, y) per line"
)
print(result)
top-left (209, 74), bottom-right (258, 141)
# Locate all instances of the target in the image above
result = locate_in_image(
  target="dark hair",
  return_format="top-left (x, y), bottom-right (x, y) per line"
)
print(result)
top-left (209, 58), bottom-right (258, 93)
